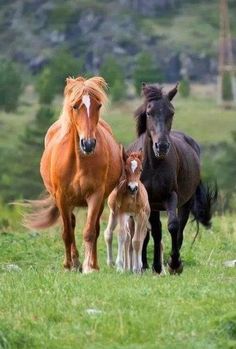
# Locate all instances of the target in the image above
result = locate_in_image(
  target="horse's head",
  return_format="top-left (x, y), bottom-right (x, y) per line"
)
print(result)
top-left (122, 150), bottom-right (143, 195)
top-left (62, 76), bottom-right (108, 155)
top-left (136, 83), bottom-right (178, 159)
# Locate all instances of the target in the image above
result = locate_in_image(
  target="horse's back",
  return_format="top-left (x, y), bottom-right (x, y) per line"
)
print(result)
top-left (171, 131), bottom-right (200, 157)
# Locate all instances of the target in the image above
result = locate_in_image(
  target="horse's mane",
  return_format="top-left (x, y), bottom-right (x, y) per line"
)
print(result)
top-left (135, 84), bottom-right (163, 137)
top-left (59, 76), bottom-right (108, 137)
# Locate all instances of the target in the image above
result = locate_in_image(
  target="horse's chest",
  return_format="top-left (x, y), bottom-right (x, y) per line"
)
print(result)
top-left (141, 169), bottom-right (175, 204)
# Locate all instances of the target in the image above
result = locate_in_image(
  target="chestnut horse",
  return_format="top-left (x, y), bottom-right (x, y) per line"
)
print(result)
top-left (25, 76), bottom-right (122, 273)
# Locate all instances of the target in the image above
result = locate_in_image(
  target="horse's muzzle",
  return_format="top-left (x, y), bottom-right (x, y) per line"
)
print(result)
top-left (80, 138), bottom-right (96, 154)
top-left (154, 141), bottom-right (170, 158)
top-left (128, 182), bottom-right (138, 194)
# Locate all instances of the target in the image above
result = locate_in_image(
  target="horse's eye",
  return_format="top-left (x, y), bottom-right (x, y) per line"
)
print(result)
top-left (146, 112), bottom-right (150, 118)
top-left (73, 105), bottom-right (78, 110)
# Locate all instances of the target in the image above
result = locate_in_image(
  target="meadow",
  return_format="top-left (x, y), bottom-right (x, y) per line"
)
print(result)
top-left (0, 88), bottom-right (236, 349)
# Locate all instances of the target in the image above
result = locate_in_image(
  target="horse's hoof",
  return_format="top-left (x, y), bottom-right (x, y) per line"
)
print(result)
top-left (133, 267), bottom-right (142, 274)
top-left (142, 263), bottom-right (149, 271)
top-left (115, 260), bottom-right (124, 272)
top-left (71, 263), bottom-right (83, 273)
top-left (167, 261), bottom-right (183, 275)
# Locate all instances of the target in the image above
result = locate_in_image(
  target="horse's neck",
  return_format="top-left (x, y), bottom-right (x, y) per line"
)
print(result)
top-left (144, 134), bottom-right (158, 169)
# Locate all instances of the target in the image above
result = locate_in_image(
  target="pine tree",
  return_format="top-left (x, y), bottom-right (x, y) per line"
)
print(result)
top-left (36, 50), bottom-right (83, 104)
top-left (0, 59), bottom-right (23, 112)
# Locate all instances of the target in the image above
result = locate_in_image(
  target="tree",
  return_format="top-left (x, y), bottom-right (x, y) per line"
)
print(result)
top-left (133, 53), bottom-right (163, 95)
top-left (179, 77), bottom-right (190, 98)
top-left (100, 56), bottom-right (126, 101)
top-left (0, 59), bottom-right (23, 112)
top-left (36, 50), bottom-right (83, 104)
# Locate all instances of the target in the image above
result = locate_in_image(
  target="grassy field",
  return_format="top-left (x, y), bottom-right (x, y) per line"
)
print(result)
top-left (0, 206), bottom-right (236, 349)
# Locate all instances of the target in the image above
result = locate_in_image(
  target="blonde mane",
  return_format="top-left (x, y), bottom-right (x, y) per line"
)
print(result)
top-left (59, 76), bottom-right (108, 137)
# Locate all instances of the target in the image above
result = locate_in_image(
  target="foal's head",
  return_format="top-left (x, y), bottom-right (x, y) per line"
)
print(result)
top-left (61, 76), bottom-right (108, 155)
top-left (135, 83), bottom-right (178, 158)
top-left (123, 151), bottom-right (143, 195)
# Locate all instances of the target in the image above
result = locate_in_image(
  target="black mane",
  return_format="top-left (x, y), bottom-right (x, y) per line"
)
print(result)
top-left (135, 85), bottom-right (164, 136)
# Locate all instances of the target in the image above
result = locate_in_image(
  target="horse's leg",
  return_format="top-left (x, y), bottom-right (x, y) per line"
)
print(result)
top-left (177, 199), bottom-right (193, 249)
top-left (104, 211), bottom-right (118, 266)
top-left (116, 214), bottom-right (128, 272)
top-left (57, 199), bottom-right (73, 270)
top-left (92, 203), bottom-right (104, 270)
top-left (142, 230), bottom-right (150, 270)
top-left (165, 192), bottom-right (182, 274)
top-left (150, 210), bottom-right (163, 274)
top-left (83, 192), bottom-right (104, 273)
top-left (70, 213), bottom-right (82, 271)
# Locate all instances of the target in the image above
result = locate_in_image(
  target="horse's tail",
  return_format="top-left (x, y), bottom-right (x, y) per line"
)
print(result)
top-left (190, 181), bottom-right (218, 245)
top-left (22, 194), bottom-right (60, 230)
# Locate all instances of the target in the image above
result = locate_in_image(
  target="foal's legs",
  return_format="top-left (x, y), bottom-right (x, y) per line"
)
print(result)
top-left (124, 217), bottom-right (134, 271)
top-left (116, 214), bottom-right (128, 271)
top-left (83, 192), bottom-right (104, 273)
top-left (165, 192), bottom-right (182, 274)
top-left (104, 211), bottom-right (118, 266)
top-left (150, 211), bottom-right (163, 274)
top-left (132, 216), bottom-right (147, 273)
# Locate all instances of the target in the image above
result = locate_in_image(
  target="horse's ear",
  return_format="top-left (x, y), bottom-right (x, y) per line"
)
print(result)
top-left (66, 77), bottom-right (75, 85)
top-left (120, 145), bottom-right (128, 163)
top-left (138, 148), bottom-right (144, 162)
top-left (168, 82), bottom-right (179, 101)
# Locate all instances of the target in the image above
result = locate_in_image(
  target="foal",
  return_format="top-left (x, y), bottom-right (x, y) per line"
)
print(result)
top-left (104, 150), bottom-right (150, 273)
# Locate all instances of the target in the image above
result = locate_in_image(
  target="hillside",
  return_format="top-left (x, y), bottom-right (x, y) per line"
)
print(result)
top-left (0, 0), bottom-right (235, 82)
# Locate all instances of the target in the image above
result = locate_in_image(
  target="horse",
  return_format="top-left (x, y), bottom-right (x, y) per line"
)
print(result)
top-left (104, 150), bottom-right (150, 273)
top-left (24, 76), bottom-right (122, 273)
top-left (128, 82), bottom-right (217, 274)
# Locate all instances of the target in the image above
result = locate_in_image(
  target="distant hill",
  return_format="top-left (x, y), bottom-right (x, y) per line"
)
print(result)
top-left (0, 0), bottom-right (235, 82)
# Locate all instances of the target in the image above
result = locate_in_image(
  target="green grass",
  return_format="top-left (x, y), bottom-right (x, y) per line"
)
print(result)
top-left (0, 207), bottom-right (236, 349)
top-left (1, 87), bottom-right (236, 150)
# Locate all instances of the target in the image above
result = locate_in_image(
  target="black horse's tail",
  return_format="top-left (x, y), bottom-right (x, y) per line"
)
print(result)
top-left (190, 181), bottom-right (218, 245)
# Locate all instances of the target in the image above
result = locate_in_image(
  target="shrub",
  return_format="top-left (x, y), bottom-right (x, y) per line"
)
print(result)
top-left (100, 55), bottom-right (126, 101)
top-left (133, 53), bottom-right (163, 95)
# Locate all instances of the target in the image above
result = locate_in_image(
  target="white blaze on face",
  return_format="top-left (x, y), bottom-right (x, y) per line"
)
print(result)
top-left (130, 160), bottom-right (138, 173)
top-left (82, 94), bottom-right (91, 118)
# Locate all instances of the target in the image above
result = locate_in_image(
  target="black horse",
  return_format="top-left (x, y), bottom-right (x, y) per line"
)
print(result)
top-left (128, 83), bottom-right (217, 274)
